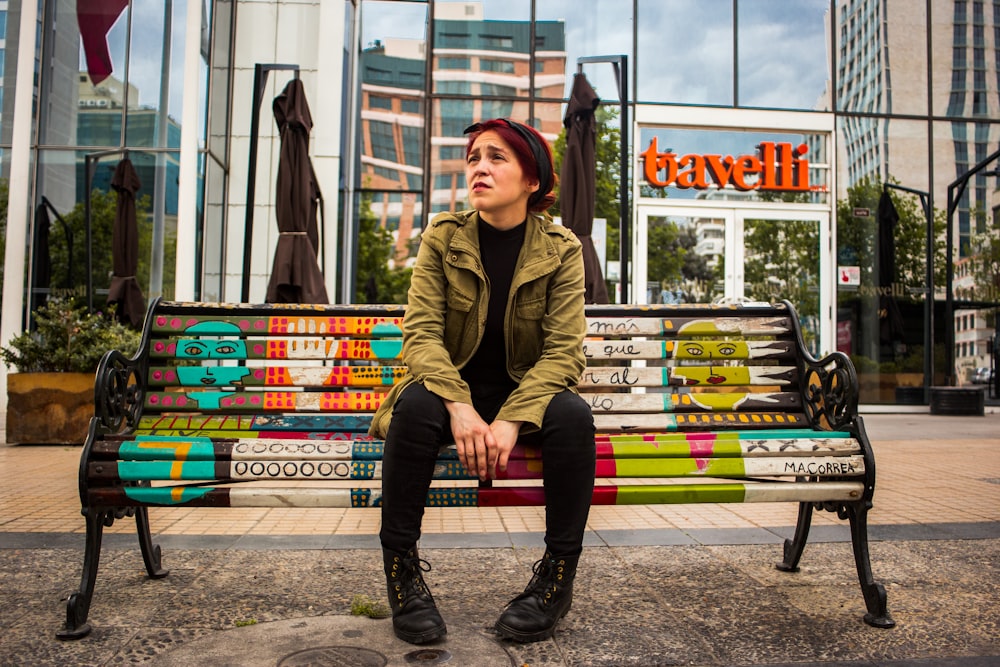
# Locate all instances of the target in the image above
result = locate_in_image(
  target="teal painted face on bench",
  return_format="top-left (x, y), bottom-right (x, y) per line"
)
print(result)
top-left (177, 322), bottom-right (247, 359)
top-left (176, 365), bottom-right (251, 386)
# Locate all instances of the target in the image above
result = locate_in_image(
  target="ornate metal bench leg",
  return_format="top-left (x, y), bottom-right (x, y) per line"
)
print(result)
top-left (135, 507), bottom-right (169, 579)
top-left (846, 501), bottom-right (895, 628)
top-left (776, 500), bottom-right (813, 572)
top-left (56, 509), bottom-right (107, 640)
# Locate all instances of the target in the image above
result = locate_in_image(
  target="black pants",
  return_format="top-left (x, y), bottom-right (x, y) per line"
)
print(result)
top-left (379, 382), bottom-right (596, 557)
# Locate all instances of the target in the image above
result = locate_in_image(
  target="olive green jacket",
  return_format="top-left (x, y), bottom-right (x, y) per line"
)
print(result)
top-left (369, 209), bottom-right (587, 438)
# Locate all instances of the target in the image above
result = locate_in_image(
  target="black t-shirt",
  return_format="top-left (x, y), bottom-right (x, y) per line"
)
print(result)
top-left (459, 219), bottom-right (526, 399)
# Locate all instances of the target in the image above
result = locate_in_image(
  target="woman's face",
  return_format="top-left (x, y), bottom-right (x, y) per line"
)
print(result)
top-left (466, 129), bottom-right (539, 228)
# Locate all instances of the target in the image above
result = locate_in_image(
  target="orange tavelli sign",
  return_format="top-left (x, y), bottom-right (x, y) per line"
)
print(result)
top-left (640, 136), bottom-right (815, 192)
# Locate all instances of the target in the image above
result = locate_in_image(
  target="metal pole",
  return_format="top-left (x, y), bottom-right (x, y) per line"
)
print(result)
top-left (576, 55), bottom-right (629, 303)
top-left (241, 63), bottom-right (299, 302)
top-left (85, 155), bottom-right (94, 313)
top-left (944, 147), bottom-right (1000, 385)
top-left (150, 0), bottom-right (172, 300)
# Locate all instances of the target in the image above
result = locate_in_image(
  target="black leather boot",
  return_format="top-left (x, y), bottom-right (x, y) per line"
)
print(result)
top-left (383, 547), bottom-right (447, 644)
top-left (495, 552), bottom-right (578, 643)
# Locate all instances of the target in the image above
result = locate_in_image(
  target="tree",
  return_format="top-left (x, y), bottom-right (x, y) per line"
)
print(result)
top-left (836, 177), bottom-right (947, 291)
top-left (354, 192), bottom-right (412, 304)
top-left (968, 217), bottom-right (1000, 305)
top-left (44, 188), bottom-right (175, 306)
top-left (744, 218), bottom-right (821, 323)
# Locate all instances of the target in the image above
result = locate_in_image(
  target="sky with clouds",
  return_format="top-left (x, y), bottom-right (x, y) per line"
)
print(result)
top-left (361, 0), bottom-right (831, 109)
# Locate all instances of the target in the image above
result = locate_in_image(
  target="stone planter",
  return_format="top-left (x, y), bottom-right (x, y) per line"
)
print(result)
top-left (6, 372), bottom-right (95, 445)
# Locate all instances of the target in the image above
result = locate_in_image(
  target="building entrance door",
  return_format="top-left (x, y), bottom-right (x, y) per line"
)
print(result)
top-left (635, 203), bottom-right (832, 356)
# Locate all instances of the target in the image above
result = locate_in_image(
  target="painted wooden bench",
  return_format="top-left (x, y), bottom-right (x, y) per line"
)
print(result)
top-left (58, 298), bottom-right (894, 639)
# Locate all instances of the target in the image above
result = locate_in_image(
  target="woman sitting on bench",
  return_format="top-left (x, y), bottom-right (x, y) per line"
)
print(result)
top-left (370, 118), bottom-right (597, 645)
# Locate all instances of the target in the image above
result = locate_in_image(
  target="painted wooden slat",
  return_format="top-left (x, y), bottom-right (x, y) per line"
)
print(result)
top-left (147, 365), bottom-right (407, 388)
top-left (582, 391), bottom-right (800, 413)
top-left (151, 312), bottom-right (403, 336)
top-left (95, 431), bottom-right (857, 466)
top-left (585, 315), bottom-right (793, 336)
top-left (150, 337), bottom-right (403, 361)
top-left (582, 339), bottom-right (795, 361)
top-left (89, 479), bottom-right (863, 508)
top-left (93, 451), bottom-right (863, 484)
top-left (99, 437), bottom-right (386, 461)
top-left (594, 432), bottom-right (859, 458)
top-left (595, 455), bottom-right (864, 479)
top-left (143, 390), bottom-right (386, 413)
top-left (136, 414), bottom-right (375, 433)
top-left (592, 411), bottom-right (811, 431)
top-left (578, 365), bottom-right (797, 388)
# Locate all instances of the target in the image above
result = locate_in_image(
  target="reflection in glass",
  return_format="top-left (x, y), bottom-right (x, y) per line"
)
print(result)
top-left (636, 0), bottom-right (732, 105)
top-left (32, 148), bottom-right (177, 308)
top-left (834, 0), bottom-right (929, 116)
top-left (536, 0), bottom-right (629, 101)
top-left (74, 1), bottom-right (130, 147)
top-left (646, 214), bottom-right (723, 306)
top-left (736, 0), bottom-right (828, 110)
top-left (744, 217), bottom-right (820, 353)
top-left (431, 1), bottom-right (542, 99)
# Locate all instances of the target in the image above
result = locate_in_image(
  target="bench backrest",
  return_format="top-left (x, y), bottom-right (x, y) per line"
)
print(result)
top-left (95, 299), bottom-right (850, 439)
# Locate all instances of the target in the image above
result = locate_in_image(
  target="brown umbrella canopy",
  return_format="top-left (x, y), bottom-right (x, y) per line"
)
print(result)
top-left (561, 72), bottom-right (609, 304)
top-left (106, 157), bottom-right (145, 328)
top-left (265, 79), bottom-right (329, 304)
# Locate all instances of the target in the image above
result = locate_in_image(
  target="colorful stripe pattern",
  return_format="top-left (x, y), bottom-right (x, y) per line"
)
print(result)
top-left (93, 480), bottom-right (864, 509)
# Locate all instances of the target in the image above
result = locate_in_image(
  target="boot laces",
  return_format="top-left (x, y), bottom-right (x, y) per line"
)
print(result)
top-left (396, 554), bottom-right (433, 599)
top-left (525, 557), bottom-right (565, 607)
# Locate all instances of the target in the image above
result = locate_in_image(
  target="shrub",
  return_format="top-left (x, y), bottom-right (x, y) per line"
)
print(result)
top-left (1, 298), bottom-right (142, 373)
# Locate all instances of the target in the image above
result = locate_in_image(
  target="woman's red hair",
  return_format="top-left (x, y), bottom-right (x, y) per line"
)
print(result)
top-left (464, 119), bottom-right (556, 213)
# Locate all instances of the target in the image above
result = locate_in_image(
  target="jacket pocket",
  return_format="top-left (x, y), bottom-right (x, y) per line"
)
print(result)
top-left (514, 296), bottom-right (546, 320)
top-left (510, 295), bottom-right (545, 374)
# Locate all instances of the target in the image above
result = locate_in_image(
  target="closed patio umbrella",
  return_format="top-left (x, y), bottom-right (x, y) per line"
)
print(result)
top-left (31, 202), bottom-right (52, 314)
top-left (560, 72), bottom-right (608, 304)
top-left (265, 78), bottom-right (329, 304)
top-left (107, 157), bottom-right (145, 328)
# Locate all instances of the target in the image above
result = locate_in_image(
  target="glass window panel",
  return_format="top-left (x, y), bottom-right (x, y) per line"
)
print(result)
top-left (936, 119), bottom-right (1000, 260)
top-left (736, 0), bottom-right (828, 110)
top-left (365, 188), bottom-right (423, 267)
top-left (636, 0), bottom-right (731, 105)
top-left (31, 148), bottom-right (174, 306)
top-left (535, 0), bottom-right (628, 101)
top-left (432, 0), bottom-right (532, 98)
top-left (71, 1), bottom-right (129, 147)
top-left (125, 0), bottom-right (185, 148)
top-left (644, 213), bottom-right (725, 307)
top-left (207, 0), bottom-right (234, 160)
top-left (359, 1), bottom-right (427, 192)
top-left (835, 0), bottom-right (928, 115)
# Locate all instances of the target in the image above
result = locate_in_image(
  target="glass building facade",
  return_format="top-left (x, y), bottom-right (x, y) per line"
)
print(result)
top-left (1, 0), bottom-right (999, 406)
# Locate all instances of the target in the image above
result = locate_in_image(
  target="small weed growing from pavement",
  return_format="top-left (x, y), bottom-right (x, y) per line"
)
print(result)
top-left (351, 594), bottom-right (391, 618)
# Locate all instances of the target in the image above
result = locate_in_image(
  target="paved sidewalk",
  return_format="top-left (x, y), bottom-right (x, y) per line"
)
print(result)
top-left (1, 412), bottom-right (999, 666)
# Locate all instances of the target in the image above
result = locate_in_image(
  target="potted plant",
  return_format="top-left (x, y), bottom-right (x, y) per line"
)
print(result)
top-left (2, 298), bottom-right (141, 444)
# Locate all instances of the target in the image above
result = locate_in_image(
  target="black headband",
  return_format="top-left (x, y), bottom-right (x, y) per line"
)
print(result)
top-left (464, 119), bottom-right (553, 207)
